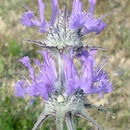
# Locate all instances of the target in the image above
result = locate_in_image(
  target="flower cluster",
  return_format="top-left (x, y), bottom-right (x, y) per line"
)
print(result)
top-left (15, 50), bottom-right (57, 100)
top-left (15, 0), bottom-right (112, 129)
top-left (16, 0), bottom-right (112, 100)
top-left (21, 0), bottom-right (59, 33)
top-left (21, 0), bottom-right (106, 34)
top-left (15, 49), bottom-right (112, 100)
top-left (70, 0), bottom-right (106, 34)
top-left (64, 49), bottom-right (112, 96)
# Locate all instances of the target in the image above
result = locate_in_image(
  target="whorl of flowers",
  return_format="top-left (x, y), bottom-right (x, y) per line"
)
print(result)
top-left (15, 0), bottom-right (112, 130)
top-left (15, 50), bottom-right (57, 100)
top-left (15, 49), bottom-right (112, 99)
top-left (21, 0), bottom-right (106, 34)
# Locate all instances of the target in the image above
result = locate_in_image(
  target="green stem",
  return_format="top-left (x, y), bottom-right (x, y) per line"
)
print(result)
top-left (56, 117), bottom-right (64, 130)
top-left (32, 111), bottom-right (49, 130)
top-left (65, 114), bottom-right (76, 130)
top-left (58, 54), bottom-right (64, 80)
top-left (57, 54), bottom-right (65, 92)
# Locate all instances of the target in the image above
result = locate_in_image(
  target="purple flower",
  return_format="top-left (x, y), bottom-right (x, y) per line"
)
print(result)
top-left (79, 50), bottom-right (112, 96)
top-left (26, 81), bottom-right (49, 100)
top-left (88, 0), bottom-right (96, 15)
top-left (63, 50), bottom-right (80, 95)
top-left (69, 0), bottom-right (106, 34)
top-left (15, 80), bottom-right (27, 98)
top-left (91, 68), bottom-right (112, 96)
top-left (38, 50), bottom-right (57, 92)
top-left (64, 50), bottom-right (112, 97)
top-left (21, 0), bottom-right (59, 33)
top-left (21, 11), bottom-right (36, 27)
top-left (69, 0), bottom-right (85, 29)
top-left (19, 56), bottom-right (35, 82)
top-left (79, 51), bottom-right (96, 93)
top-left (15, 50), bottom-right (57, 100)
top-left (50, 0), bottom-right (59, 26)
top-left (82, 17), bottom-right (106, 35)
top-left (21, 0), bottom-right (107, 35)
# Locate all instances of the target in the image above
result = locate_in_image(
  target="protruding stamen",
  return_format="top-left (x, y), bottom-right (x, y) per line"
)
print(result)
top-left (16, 68), bottom-right (30, 85)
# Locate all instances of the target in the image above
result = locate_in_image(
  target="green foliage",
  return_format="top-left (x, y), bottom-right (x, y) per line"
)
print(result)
top-left (0, 55), bottom-right (5, 75)
top-left (8, 39), bottom-right (22, 56)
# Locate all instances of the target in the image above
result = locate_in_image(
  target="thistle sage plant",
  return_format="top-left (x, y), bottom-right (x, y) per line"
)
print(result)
top-left (15, 0), bottom-right (112, 129)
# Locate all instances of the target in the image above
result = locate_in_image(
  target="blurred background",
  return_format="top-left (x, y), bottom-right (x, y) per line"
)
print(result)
top-left (0, 0), bottom-right (130, 129)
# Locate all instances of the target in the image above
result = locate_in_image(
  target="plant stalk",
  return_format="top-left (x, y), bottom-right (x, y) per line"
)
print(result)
top-left (65, 114), bottom-right (76, 130)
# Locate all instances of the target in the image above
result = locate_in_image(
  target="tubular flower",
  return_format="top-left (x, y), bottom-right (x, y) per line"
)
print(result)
top-left (15, 80), bottom-right (27, 98)
top-left (15, 50), bottom-right (57, 100)
top-left (79, 50), bottom-right (112, 96)
top-left (63, 50), bottom-right (80, 95)
top-left (64, 50), bottom-right (112, 97)
top-left (21, 0), bottom-right (59, 33)
top-left (70, 0), bottom-right (106, 34)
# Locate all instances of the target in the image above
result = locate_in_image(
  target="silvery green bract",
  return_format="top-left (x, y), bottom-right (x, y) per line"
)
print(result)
top-left (15, 0), bottom-right (112, 129)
